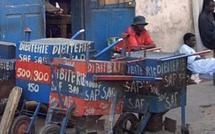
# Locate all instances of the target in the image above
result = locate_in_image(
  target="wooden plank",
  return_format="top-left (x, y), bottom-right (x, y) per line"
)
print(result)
top-left (0, 86), bottom-right (22, 134)
top-left (93, 75), bottom-right (162, 81)
top-left (100, 0), bottom-right (131, 5)
top-left (105, 0), bottom-right (131, 5)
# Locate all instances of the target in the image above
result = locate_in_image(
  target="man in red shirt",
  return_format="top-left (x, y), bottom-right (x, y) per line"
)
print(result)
top-left (116, 16), bottom-right (156, 52)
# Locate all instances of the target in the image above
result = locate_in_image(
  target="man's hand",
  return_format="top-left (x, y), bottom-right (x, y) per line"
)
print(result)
top-left (141, 43), bottom-right (156, 49)
top-left (121, 32), bottom-right (129, 38)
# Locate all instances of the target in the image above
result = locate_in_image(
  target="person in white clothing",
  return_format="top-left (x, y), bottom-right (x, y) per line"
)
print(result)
top-left (179, 33), bottom-right (215, 75)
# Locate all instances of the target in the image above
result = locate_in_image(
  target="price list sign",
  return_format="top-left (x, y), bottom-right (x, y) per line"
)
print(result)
top-left (16, 60), bottom-right (52, 103)
top-left (16, 60), bottom-right (51, 84)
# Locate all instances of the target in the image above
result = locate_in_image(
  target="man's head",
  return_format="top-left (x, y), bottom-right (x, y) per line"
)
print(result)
top-left (203, 0), bottom-right (215, 13)
top-left (132, 16), bottom-right (148, 26)
top-left (183, 33), bottom-right (196, 48)
top-left (132, 16), bottom-right (148, 34)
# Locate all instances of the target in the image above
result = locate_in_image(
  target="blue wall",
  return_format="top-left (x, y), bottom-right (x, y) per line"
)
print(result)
top-left (0, 0), bottom-right (45, 44)
top-left (0, 0), bottom-right (135, 58)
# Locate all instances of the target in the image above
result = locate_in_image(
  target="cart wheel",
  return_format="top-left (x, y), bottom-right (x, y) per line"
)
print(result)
top-left (39, 124), bottom-right (60, 134)
top-left (114, 113), bottom-right (139, 134)
top-left (10, 115), bottom-right (35, 134)
top-left (75, 118), bottom-right (87, 134)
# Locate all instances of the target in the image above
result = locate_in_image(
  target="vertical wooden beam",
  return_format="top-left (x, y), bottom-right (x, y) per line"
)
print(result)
top-left (0, 87), bottom-right (22, 134)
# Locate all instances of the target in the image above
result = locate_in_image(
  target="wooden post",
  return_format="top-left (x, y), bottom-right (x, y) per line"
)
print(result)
top-left (0, 87), bottom-right (22, 134)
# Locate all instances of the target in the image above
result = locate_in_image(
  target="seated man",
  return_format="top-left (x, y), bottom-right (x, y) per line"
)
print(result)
top-left (179, 33), bottom-right (215, 75)
top-left (115, 16), bottom-right (156, 52)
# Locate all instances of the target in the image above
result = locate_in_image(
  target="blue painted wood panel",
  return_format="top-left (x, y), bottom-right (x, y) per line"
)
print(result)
top-left (0, 0), bottom-right (45, 43)
top-left (16, 79), bottom-right (51, 103)
top-left (123, 52), bottom-right (188, 113)
top-left (84, 0), bottom-right (135, 60)
top-left (0, 41), bottom-right (16, 59)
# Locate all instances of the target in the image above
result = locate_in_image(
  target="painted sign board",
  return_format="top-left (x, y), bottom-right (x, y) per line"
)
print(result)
top-left (0, 59), bottom-right (15, 81)
top-left (51, 58), bottom-right (125, 100)
top-left (123, 52), bottom-right (187, 113)
top-left (123, 90), bottom-right (183, 113)
top-left (16, 38), bottom-right (94, 63)
top-left (50, 92), bottom-right (123, 117)
top-left (16, 60), bottom-right (51, 103)
top-left (15, 39), bottom-right (94, 103)
top-left (16, 60), bottom-right (51, 84)
top-left (49, 58), bottom-right (126, 116)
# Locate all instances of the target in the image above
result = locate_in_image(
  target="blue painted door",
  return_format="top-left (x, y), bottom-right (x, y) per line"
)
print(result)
top-left (85, 0), bottom-right (135, 60)
top-left (0, 0), bottom-right (45, 43)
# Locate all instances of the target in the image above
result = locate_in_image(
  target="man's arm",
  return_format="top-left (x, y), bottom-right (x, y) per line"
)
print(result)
top-left (142, 43), bottom-right (156, 49)
top-left (142, 31), bottom-right (156, 49)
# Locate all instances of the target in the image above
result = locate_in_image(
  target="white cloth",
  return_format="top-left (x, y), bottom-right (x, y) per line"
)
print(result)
top-left (179, 44), bottom-right (215, 75)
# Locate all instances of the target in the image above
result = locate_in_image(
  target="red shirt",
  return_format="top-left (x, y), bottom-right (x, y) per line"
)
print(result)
top-left (116, 26), bottom-right (154, 51)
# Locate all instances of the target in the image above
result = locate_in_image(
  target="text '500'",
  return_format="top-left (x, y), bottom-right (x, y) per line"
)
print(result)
top-left (16, 60), bottom-right (51, 84)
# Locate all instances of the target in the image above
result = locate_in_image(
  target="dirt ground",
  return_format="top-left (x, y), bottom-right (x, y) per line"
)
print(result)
top-left (162, 81), bottom-right (215, 134)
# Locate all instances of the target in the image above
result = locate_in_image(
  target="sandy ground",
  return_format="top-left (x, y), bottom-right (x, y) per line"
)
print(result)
top-left (161, 81), bottom-right (215, 134)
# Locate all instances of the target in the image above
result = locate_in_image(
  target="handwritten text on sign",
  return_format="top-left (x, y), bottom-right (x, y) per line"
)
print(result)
top-left (19, 40), bottom-right (91, 55)
top-left (55, 59), bottom-right (126, 74)
top-left (127, 58), bottom-right (186, 77)
top-left (124, 91), bottom-right (180, 113)
top-left (123, 72), bottom-right (186, 95)
top-left (50, 92), bottom-right (123, 116)
top-left (88, 61), bottom-right (125, 74)
top-left (124, 80), bottom-right (160, 94)
top-left (51, 59), bottom-right (125, 101)
top-left (126, 57), bottom-right (187, 94)
top-left (0, 59), bottom-right (15, 80)
top-left (17, 39), bottom-right (93, 63)
top-left (16, 60), bottom-right (51, 84)
top-left (55, 68), bottom-right (118, 101)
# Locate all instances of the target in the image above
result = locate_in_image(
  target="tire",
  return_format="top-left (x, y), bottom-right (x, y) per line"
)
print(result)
top-left (113, 113), bottom-right (139, 134)
top-left (39, 124), bottom-right (60, 134)
top-left (10, 115), bottom-right (35, 134)
top-left (75, 118), bottom-right (86, 134)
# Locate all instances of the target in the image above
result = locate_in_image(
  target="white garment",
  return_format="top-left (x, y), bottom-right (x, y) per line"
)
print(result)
top-left (179, 44), bottom-right (215, 75)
